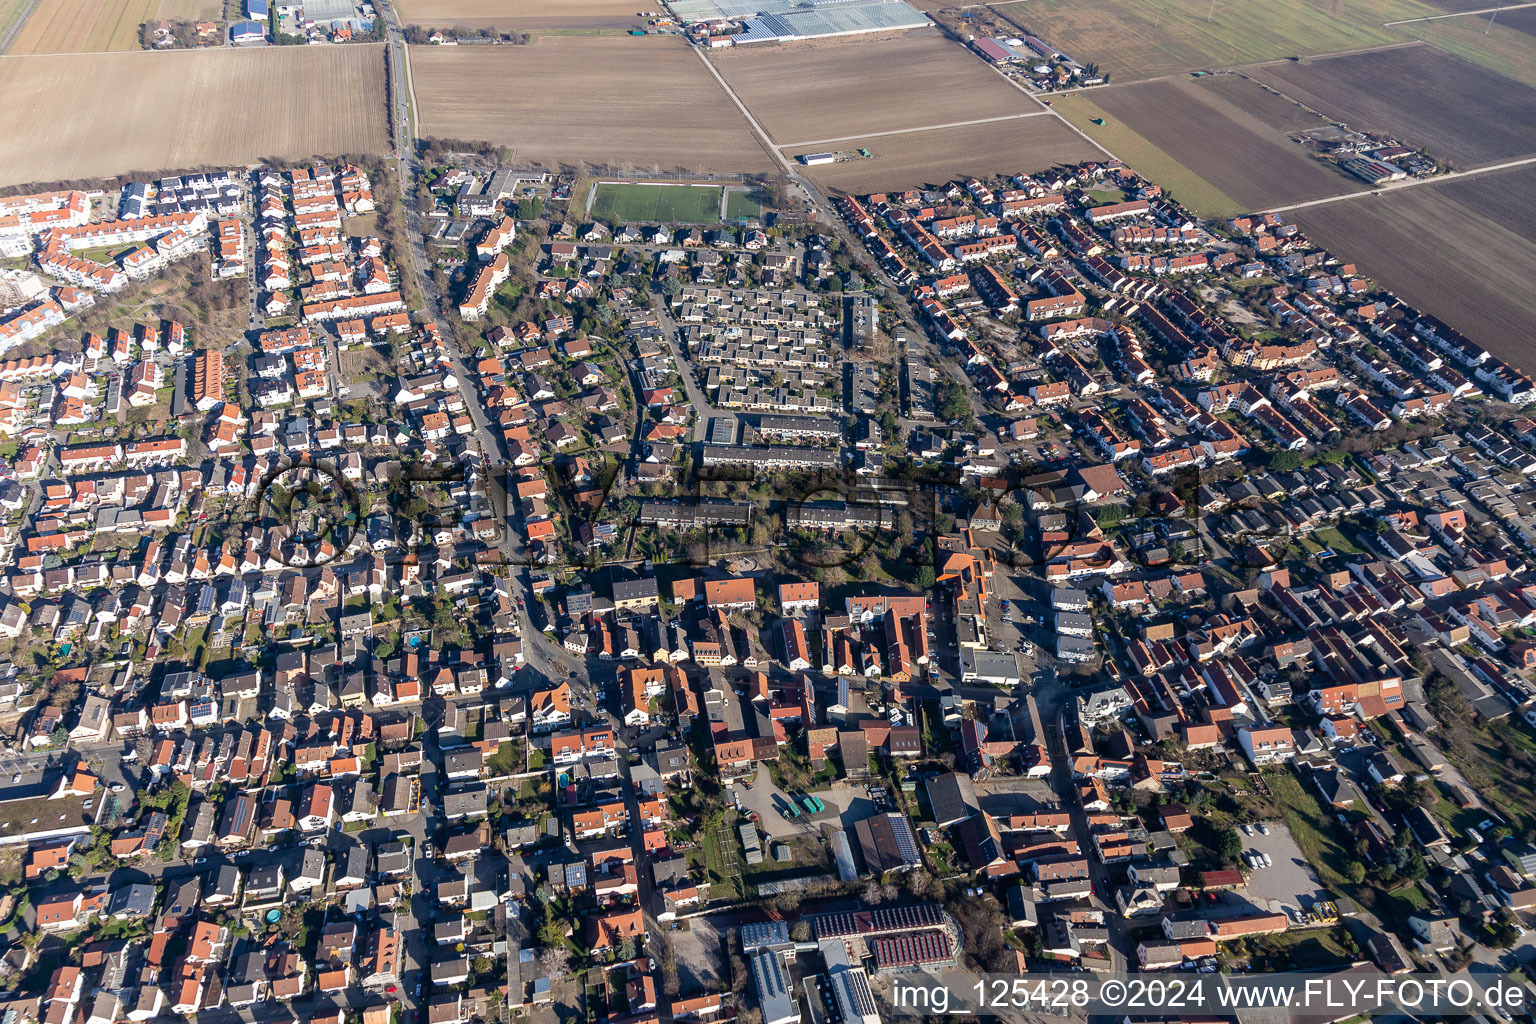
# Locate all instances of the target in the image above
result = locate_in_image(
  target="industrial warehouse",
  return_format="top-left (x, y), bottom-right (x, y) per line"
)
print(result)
top-left (665, 0), bottom-right (930, 43)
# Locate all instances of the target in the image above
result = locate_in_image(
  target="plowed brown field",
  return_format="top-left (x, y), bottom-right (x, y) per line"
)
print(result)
top-left (0, 45), bottom-right (390, 186)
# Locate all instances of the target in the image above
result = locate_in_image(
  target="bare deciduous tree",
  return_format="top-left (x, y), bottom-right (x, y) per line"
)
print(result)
top-left (538, 946), bottom-right (571, 980)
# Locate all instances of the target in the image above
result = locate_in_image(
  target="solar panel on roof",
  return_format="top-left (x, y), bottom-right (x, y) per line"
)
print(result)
top-left (869, 931), bottom-right (952, 969)
top-left (888, 814), bottom-right (920, 863)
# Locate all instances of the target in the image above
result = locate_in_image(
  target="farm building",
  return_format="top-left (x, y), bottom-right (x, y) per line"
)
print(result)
top-left (229, 20), bottom-right (267, 44)
top-left (304, 0), bottom-right (360, 20)
top-left (246, 0), bottom-right (269, 19)
top-left (1341, 158), bottom-right (1408, 185)
top-left (800, 153), bottom-right (836, 167)
top-left (973, 38), bottom-right (1023, 64)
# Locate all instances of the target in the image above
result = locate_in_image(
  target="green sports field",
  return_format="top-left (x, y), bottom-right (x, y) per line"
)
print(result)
top-left (588, 182), bottom-right (723, 223)
top-left (723, 186), bottom-right (767, 223)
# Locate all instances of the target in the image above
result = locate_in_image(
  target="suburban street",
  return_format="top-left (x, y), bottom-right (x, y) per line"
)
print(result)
top-left (0, 0), bottom-right (1530, 1018)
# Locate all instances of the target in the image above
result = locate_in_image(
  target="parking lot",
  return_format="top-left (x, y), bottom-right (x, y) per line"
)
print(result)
top-left (1232, 820), bottom-right (1329, 920)
top-left (667, 915), bottom-right (727, 992)
top-left (734, 768), bottom-right (883, 839)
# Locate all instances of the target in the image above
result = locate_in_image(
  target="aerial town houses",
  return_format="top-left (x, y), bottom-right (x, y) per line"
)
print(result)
top-left (1, 123), bottom-right (1536, 1024)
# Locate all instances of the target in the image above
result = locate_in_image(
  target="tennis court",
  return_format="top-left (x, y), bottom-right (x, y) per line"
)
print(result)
top-left (587, 181), bottom-right (723, 223)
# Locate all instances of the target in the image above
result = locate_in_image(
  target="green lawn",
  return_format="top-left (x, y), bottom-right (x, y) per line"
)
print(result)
top-left (1431, 795), bottom-right (1483, 839)
top-left (184, 625), bottom-right (209, 671)
top-left (1081, 188), bottom-right (1126, 206)
top-left (740, 834), bottom-right (829, 884)
top-left (1312, 526), bottom-right (1361, 555)
top-left (1051, 93), bottom-right (1242, 218)
top-left (487, 741), bottom-right (519, 776)
top-left (1436, 715), bottom-right (1536, 837)
top-left (697, 818), bottom-right (746, 901)
top-left (1383, 884), bottom-right (1430, 920)
top-left (723, 186), bottom-right (766, 223)
top-left (1267, 771), bottom-right (1356, 895)
top-left (588, 182), bottom-right (723, 224)
top-left (1247, 927), bottom-right (1356, 970)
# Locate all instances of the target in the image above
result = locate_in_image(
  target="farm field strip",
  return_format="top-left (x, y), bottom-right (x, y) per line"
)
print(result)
top-left (9, 0), bottom-right (144, 53)
top-left (1394, 12), bottom-right (1536, 88)
top-left (1290, 164), bottom-right (1536, 373)
top-left (1258, 153), bottom-right (1536, 214)
top-left (1415, 0), bottom-right (1522, 10)
top-left (1086, 76), bottom-right (1370, 210)
top-left (1048, 93), bottom-right (1232, 219)
top-left (1384, 0), bottom-right (1536, 23)
top-left (0, 45), bottom-right (390, 186)
top-left (0, 0), bottom-right (35, 53)
top-left (1247, 43), bottom-right (1536, 166)
top-left (776, 110), bottom-right (1051, 151)
top-left (797, 116), bottom-right (1099, 194)
top-left (1004, 0), bottom-right (1443, 82)
top-left (708, 32), bottom-right (1035, 145)
top-left (8, 0), bottom-right (219, 53)
top-left (411, 37), bottom-right (774, 174)
top-left (393, 0), bottom-right (643, 28)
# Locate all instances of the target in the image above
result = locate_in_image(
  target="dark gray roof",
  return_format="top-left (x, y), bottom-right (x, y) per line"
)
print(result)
top-left (611, 578), bottom-right (658, 602)
top-left (442, 782), bottom-right (488, 820)
top-left (926, 772), bottom-right (978, 828)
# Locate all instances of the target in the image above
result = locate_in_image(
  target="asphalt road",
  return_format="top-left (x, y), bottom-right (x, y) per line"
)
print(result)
top-left (372, 9), bottom-right (679, 1019)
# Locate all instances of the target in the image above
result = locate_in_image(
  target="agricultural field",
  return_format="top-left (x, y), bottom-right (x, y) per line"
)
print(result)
top-left (709, 32), bottom-right (1033, 145)
top-left (1418, 0), bottom-right (1507, 10)
top-left (1049, 93), bottom-right (1240, 217)
top-left (1292, 165), bottom-right (1536, 371)
top-left (799, 116), bottom-right (1098, 194)
top-left (1251, 43), bottom-right (1536, 165)
top-left (1196, 73), bottom-right (1336, 133)
top-left (587, 182), bottom-right (725, 223)
top-left (1007, 0), bottom-right (1440, 81)
top-left (8, 0), bottom-right (221, 54)
top-left (1499, 5), bottom-right (1536, 37)
top-left (1087, 75), bottom-right (1365, 209)
top-left (0, 0), bottom-right (30, 51)
top-left (1396, 12), bottom-right (1536, 90)
top-left (410, 36), bottom-right (775, 174)
top-left (0, 45), bottom-right (390, 186)
top-left (394, 0), bottom-right (643, 30)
